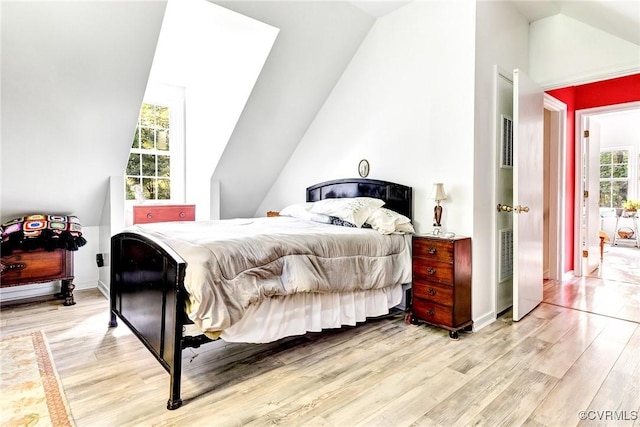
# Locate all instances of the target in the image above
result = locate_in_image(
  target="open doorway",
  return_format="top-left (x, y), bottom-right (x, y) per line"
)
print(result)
top-left (574, 102), bottom-right (640, 277)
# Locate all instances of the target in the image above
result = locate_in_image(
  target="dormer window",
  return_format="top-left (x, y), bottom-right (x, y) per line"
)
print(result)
top-left (124, 83), bottom-right (185, 203)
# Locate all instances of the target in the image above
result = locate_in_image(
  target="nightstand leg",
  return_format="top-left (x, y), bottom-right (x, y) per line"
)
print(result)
top-left (449, 330), bottom-right (459, 340)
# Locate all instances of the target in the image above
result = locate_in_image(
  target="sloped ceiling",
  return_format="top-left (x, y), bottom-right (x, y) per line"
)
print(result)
top-left (1, 1), bottom-right (166, 226)
top-left (210, 1), bottom-right (377, 219)
top-left (209, 0), bottom-right (639, 219)
top-left (511, 0), bottom-right (640, 45)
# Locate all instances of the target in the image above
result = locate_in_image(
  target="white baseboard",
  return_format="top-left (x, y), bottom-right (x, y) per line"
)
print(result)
top-left (0, 280), bottom-right (98, 302)
top-left (472, 311), bottom-right (496, 332)
top-left (96, 280), bottom-right (109, 299)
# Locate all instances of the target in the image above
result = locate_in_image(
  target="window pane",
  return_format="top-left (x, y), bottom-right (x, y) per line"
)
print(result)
top-left (126, 153), bottom-right (140, 175)
top-left (157, 155), bottom-right (170, 177)
top-left (613, 164), bottom-right (628, 178)
top-left (140, 127), bottom-right (154, 149)
top-left (156, 106), bottom-right (169, 129)
top-left (613, 150), bottom-right (628, 164)
top-left (157, 178), bottom-right (170, 200)
top-left (600, 165), bottom-right (611, 178)
top-left (125, 177), bottom-right (140, 200)
top-left (600, 151), bottom-right (611, 164)
top-left (142, 177), bottom-right (156, 200)
top-left (140, 104), bottom-right (154, 127)
top-left (157, 130), bottom-right (169, 150)
top-left (599, 181), bottom-right (611, 207)
top-left (141, 154), bottom-right (156, 176)
top-left (132, 129), bottom-right (140, 149)
top-left (612, 181), bottom-right (628, 208)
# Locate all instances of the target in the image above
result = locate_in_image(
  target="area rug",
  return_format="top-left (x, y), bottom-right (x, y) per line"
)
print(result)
top-left (0, 331), bottom-right (75, 427)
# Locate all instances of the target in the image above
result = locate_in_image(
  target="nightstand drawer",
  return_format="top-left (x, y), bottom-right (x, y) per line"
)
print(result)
top-left (412, 280), bottom-right (453, 306)
top-left (412, 259), bottom-right (453, 284)
top-left (1, 249), bottom-right (72, 286)
top-left (413, 238), bottom-right (454, 262)
top-left (133, 205), bottom-right (195, 224)
top-left (411, 298), bottom-right (452, 327)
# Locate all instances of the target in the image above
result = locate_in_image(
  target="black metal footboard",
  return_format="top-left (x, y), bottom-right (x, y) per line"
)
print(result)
top-left (109, 231), bottom-right (188, 410)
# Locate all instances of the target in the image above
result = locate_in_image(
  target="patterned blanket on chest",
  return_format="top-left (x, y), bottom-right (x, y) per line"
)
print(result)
top-left (1, 214), bottom-right (87, 254)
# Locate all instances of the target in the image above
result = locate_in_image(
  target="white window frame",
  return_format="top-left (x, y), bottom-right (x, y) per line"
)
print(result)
top-left (125, 83), bottom-right (185, 205)
top-left (599, 146), bottom-right (633, 210)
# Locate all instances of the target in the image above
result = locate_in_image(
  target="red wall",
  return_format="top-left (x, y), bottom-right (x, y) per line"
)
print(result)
top-left (546, 74), bottom-right (640, 273)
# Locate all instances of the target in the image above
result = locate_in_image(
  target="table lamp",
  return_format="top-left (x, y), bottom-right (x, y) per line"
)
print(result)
top-left (430, 183), bottom-right (447, 235)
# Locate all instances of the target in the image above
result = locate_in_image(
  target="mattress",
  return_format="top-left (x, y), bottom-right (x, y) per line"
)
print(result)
top-left (127, 216), bottom-right (412, 342)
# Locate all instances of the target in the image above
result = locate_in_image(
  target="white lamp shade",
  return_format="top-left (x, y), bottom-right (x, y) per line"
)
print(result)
top-left (430, 183), bottom-right (447, 202)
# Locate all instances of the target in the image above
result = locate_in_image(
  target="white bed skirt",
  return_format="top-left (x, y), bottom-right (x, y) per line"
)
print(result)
top-left (217, 285), bottom-right (403, 343)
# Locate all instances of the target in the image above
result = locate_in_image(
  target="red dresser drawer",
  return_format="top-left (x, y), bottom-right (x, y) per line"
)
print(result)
top-left (133, 204), bottom-right (195, 224)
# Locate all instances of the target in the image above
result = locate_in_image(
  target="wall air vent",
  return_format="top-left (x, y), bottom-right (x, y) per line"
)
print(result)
top-left (501, 115), bottom-right (513, 168)
top-left (499, 228), bottom-right (513, 282)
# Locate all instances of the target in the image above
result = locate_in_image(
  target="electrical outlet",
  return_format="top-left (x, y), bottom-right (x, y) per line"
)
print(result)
top-left (96, 253), bottom-right (104, 267)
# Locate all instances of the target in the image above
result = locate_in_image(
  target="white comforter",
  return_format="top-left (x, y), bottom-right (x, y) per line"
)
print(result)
top-left (127, 216), bottom-right (411, 335)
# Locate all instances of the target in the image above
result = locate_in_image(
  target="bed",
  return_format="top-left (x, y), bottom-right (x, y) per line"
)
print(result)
top-left (109, 178), bottom-right (413, 410)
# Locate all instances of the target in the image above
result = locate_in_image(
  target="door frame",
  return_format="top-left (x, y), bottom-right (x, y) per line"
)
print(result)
top-left (573, 101), bottom-right (640, 276)
top-left (544, 94), bottom-right (567, 281)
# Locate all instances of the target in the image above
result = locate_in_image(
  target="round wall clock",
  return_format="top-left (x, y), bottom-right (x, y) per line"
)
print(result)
top-left (358, 159), bottom-right (370, 178)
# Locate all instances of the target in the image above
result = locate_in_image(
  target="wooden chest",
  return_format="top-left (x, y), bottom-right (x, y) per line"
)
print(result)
top-left (410, 235), bottom-right (472, 339)
top-left (133, 204), bottom-right (195, 224)
top-left (1, 248), bottom-right (76, 305)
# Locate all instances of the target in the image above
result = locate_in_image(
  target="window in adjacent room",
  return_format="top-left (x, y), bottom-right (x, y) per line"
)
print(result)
top-left (125, 84), bottom-right (185, 203)
top-left (599, 149), bottom-right (629, 208)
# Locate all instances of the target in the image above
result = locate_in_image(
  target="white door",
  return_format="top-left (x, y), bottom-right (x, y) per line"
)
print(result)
top-left (512, 69), bottom-right (544, 321)
top-left (582, 118), bottom-right (602, 275)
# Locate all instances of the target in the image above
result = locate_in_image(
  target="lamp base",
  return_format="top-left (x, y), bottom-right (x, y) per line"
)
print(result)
top-left (432, 226), bottom-right (443, 236)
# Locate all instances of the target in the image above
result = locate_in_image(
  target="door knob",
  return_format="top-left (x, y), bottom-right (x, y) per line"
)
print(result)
top-left (497, 204), bottom-right (530, 213)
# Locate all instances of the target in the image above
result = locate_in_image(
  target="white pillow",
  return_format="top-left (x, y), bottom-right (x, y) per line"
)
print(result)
top-left (366, 207), bottom-right (412, 234)
top-left (308, 197), bottom-right (384, 228)
top-left (394, 221), bottom-right (415, 234)
top-left (280, 203), bottom-right (332, 224)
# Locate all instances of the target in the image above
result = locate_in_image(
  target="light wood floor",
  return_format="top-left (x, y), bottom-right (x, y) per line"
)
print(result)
top-left (1, 271), bottom-right (639, 426)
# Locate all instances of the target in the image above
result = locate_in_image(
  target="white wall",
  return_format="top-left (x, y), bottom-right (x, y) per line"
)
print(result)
top-left (258, 1), bottom-right (476, 237)
top-left (149, 0), bottom-right (278, 221)
top-left (212, 0), bottom-right (376, 219)
top-left (530, 14), bottom-right (640, 89)
top-left (1, 1), bottom-right (166, 227)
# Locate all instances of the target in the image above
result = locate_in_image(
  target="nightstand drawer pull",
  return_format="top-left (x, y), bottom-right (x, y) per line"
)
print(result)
top-left (427, 309), bottom-right (435, 317)
top-left (428, 288), bottom-right (436, 296)
top-left (427, 268), bottom-right (436, 275)
top-left (146, 213), bottom-right (153, 219)
top-left (428, 247), bottom-right (437, 254)
top-left (179, 211), bottom-right (186, 218)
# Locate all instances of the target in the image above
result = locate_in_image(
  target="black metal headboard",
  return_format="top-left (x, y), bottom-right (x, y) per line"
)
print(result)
top-left (306, 178), bottom-right (413, 220)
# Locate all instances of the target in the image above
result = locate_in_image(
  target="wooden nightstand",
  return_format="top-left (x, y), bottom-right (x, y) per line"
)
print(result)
top-left (133, 204), bottom-right (195, 224)
top-left (1, 249), bottom-right (76, 306)
top-left (410, 235), bottom-right (472, 339)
